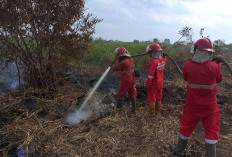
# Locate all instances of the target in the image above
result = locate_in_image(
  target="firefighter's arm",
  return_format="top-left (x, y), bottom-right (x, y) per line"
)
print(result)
top-left (163, 52), bottom-right (167, 58)
top-left (212, 56), bottom-right (223, 83)
top-left (112, 61), bottom-right (122, 71)
top-left (216, 64), bottom-right (223, 83)
top-left (146, 62), bottom-right (156, 86)
top-left (212, 55), bottom-right (223, 64)
top-left (145, 78), bottom-right (152, 86)
top-left (110, 57), bottom-right (119, 67)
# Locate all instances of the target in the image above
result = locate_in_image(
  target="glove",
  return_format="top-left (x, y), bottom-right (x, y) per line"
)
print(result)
top-left (110, 62), bottom-right (114, 68)
top-left (110, 57), bottom-right (119, 67)
top-left (145, 79), bottom-right (152, 87)
top-left (212, 55), bottom-right (224, 64)
top-left (110, 57), bottom-right (118, 68)
top-left (163, 52), bottom-right (168, 57)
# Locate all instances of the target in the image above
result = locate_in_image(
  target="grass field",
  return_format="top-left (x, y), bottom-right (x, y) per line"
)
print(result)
top-left (82, 40), bottom-right (149, 66)
top-left (82, 39), bottom-right (191, 67)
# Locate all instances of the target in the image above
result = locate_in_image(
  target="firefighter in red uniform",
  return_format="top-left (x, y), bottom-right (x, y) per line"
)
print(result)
top-left (170, 38), bottom-right (223, 157)
top-left (145, 43), bottom-right (167, 115)
top-left (111, 47), bottom-right (137, 113)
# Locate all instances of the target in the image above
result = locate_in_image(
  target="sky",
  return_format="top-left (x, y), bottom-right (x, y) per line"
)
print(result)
top-left (86, 0), bottom-right (232, 44)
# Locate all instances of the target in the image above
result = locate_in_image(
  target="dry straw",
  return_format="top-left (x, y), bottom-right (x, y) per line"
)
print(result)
top-left (0, 80), bottom-right (231, 156)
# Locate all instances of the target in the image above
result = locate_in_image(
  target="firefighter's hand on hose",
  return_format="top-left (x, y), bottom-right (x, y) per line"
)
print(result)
top-left (110, 57), bottom-right (119, 67)
top-left (163, 52), bottom-right (168, 57)
top-left (212, 55), bottom-right (224, 64)
top-left (110, 62), bottom-right (114, 68)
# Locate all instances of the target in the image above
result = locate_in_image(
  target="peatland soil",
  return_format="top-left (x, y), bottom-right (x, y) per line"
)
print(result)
top-left (0, 61), bottom-right (231, 157)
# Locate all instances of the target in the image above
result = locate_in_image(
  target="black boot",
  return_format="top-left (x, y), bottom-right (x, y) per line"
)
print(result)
top-left (131, 99), bottom-right (136, 113)
top-left (116, 99), bottom-right (123, 109)
top-left (170, 138), bottom-right (188, 156)
top-left (206, 144), bottom-right (216, 157)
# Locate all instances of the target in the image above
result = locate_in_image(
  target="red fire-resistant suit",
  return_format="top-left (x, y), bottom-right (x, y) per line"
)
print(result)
top-left (179, 61), bottom-right (222, 144)
top-left (112, 57), bottom-right (137, 100)
top-left (146, 56), bottom-right (167, 102)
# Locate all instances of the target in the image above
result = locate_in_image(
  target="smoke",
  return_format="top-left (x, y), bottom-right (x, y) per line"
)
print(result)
top-left (64, 100), bottom-right (105, 126)
top-left (0, 61), bottom-right (25, 92)
top-left (64, 94), bottom-right (115, 126)
top-left (64, 109), bottom-right (92, 126)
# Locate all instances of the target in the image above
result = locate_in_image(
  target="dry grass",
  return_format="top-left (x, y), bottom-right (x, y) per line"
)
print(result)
top-left (0, 75), bottom-right (231, 157)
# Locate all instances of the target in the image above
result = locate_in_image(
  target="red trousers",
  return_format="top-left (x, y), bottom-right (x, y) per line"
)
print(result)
top-left (180, 106), bottom-right (220, 143)
top-left (117, 82), bottom-right (137, 100)
top-left (147, 85), bottom-right (163, 102)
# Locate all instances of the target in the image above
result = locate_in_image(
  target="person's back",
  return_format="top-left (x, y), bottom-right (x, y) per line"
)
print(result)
top-left (111, 47), bottom-right (137, 113)
top-left (170, 38), bottom-right (223, 157)
top-left (113, 56), bottom-right (135, 84)
top-left (183, 61), bottom-right (222, 107)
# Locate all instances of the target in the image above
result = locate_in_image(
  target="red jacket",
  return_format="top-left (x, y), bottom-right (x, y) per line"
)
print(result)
top-left (146, 56), bottom-right (167, 87)
top-left (183, 61), bottom-right (222, 108)
top-left (112, 57), bottom-right (135, 84)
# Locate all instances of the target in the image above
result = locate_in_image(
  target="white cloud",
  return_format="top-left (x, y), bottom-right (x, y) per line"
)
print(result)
top-left (181, 0), bottom-right (232, 27)
top-left (160, 0), bottom-right (180, 8)
top-left (86, 0), bottom-right (232, 43)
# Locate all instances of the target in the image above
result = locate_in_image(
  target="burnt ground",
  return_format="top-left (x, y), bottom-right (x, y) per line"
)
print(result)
top-left (0, 64), bottom-right (232, 157)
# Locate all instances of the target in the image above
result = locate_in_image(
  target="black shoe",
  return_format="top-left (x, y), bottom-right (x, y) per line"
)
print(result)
top-left (170, 138), bottom-right (188, 157)
top-left (206, 144), bottom-right (216, 157)
top-left (131, 99), bottom-right (136, 113)
top-left (116, 99), bottom-right (123, 109)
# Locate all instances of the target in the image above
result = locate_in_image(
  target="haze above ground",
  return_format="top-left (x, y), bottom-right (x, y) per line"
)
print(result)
top-left (86, 0), bottom-right (232, 44)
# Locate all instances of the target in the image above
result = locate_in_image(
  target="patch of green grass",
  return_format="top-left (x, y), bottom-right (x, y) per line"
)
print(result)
top-left (82, 40), bottom-right (190, 67)
top-left (82, 40), bottom-right (148, 66)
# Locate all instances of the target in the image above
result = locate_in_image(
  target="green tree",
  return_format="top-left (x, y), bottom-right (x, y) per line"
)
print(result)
top-left (153, 38), bottom-right (159, 43)
top-left (163, 39), bottom-right (170, 44)
top-left (213, 39), bottom-right (226, 53)
top-left (133, 40), bottom-right (139, 43)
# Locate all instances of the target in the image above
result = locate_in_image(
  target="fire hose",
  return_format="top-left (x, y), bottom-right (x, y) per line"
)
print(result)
top-left (219, 59), bottom-right (232, 76)
top-left (131, 52), bottom-right (232, 76)
top-left (111, 52), bottom-right (232, 76)
top-left (131, 52), bottom-right (183, 74)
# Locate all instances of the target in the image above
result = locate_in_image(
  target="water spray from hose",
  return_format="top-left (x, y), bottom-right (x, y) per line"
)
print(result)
top-left (79, 57), bottom-right (118, 111)
top-left (64, 57), bottom-right (118, 126)
top-left (79, 66), bottom-right (111, 111)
